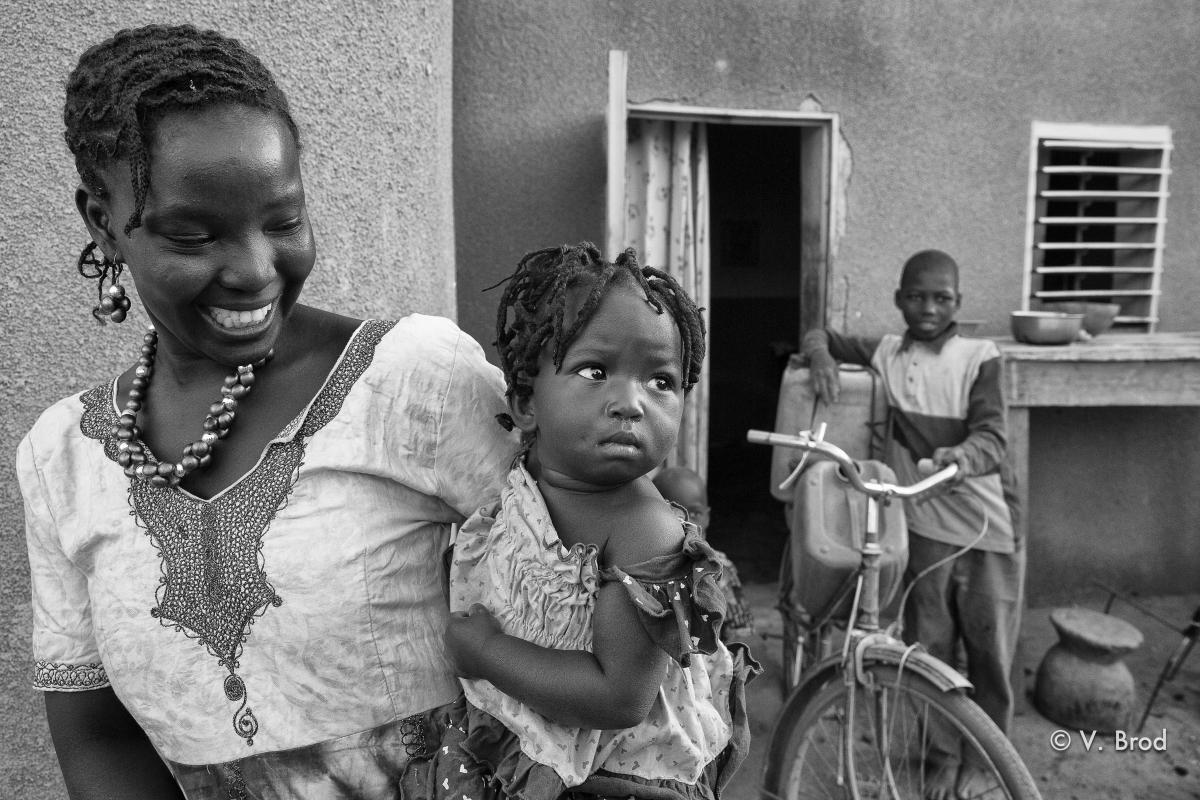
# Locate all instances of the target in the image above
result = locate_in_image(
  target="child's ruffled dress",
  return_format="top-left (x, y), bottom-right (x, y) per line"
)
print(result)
top-left (404, 461), bottom-right (759, 800)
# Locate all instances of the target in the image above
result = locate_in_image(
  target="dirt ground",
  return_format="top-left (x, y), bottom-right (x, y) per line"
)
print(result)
top-left (725, 585), bottom-right (1200, 800)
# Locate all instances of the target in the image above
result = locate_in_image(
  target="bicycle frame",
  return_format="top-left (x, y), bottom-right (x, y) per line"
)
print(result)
top-left (749, 428), bottom-right (968, 800)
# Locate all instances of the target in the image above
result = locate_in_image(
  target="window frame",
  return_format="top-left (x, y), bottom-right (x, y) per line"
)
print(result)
top-left (1022, 121), bottom-right (1173, 332)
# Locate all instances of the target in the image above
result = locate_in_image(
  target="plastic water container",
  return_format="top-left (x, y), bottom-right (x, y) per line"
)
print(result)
top-left (770, 357), bottom-right (888, 502)
top-left (784, 459), bottom-right (909, 621)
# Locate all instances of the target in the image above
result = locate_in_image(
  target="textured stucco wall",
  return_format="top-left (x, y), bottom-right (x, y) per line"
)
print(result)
top-left (454, 0), bottom-right (1200, 600)
top-left (0, 0), bottom-right (452, 793)
top-left (1028, 407), bottom-right (1200, 604)
top-left (455, 0), bottom-right (1200, 344)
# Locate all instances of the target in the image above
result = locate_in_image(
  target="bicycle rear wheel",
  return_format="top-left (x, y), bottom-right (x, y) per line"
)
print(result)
top-left (766, 664), bottom-right (1041, 800)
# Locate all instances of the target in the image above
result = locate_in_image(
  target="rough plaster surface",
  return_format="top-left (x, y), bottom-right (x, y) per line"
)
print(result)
top-left (454, 2), bottom-right (1200, 601)
top-left (1028, 406), bottom-right (1200, 604)
top-left (1, 1), bottom-right (452, 793)
top-left (455, 0), bottom-right (1200, 346)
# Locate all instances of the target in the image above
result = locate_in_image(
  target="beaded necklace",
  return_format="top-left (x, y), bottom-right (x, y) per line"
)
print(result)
top-left (114, 325), bottom-right (273, 488)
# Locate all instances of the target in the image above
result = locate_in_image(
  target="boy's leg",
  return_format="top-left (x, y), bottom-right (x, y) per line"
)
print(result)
top-left (956, 546), bottom-right (1026, 735)
top-left (903, 533), bottom-right (964, 789)
top-left (903, 534), bottom-right (962, 669)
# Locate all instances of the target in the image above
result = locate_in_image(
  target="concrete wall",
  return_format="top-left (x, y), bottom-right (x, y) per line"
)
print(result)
top-left (455, 0), bottom-right (1200, 343)
top-left (454, 0), bottom-right (1200, 603)
top-left (0, 0), bottom-right (453, 793)
top-left (1028, 407), bottom-right (1200, 604)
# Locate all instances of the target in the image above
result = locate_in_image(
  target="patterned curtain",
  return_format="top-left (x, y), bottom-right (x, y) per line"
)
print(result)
top-left (622, 119), bottom-right (711, 480)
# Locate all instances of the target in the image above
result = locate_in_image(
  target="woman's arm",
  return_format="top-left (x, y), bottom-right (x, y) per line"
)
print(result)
top-left (45, 688), bottom-right (184, 800)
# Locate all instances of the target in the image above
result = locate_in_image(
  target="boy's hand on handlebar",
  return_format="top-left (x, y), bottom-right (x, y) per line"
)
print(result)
top-left (444, 603), bottom-right (504, 679)
top-left (931, 447), bottom-right (969, 485)
top-left (808, 349), bottom-right (841, 404)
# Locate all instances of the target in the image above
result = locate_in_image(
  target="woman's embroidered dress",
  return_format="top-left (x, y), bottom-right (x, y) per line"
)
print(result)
top-left (18, 316), bottom-right (520, 798)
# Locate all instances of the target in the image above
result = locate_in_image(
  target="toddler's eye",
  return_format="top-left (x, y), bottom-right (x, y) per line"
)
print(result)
top-left (648, 376), bottom-right (675, 392)
top-left (576, 366), bottom-right (606, 381)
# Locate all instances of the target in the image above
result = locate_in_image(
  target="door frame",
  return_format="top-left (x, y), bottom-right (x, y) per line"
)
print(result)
top-left (605, 50), bottom-right (840, 336)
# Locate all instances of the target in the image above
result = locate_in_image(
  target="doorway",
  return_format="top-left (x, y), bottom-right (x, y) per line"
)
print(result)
top-left (605, 56), bottom-right (840, 582)
top-left (703, 124), bottom-right (801, 581)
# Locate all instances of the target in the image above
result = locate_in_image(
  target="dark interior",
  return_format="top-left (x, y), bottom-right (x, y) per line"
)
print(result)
top-left (703, 124), bottom-right (801, 583)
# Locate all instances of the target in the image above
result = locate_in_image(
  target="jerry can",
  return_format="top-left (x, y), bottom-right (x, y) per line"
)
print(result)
top-left (784, 459), bottom-right (908, 621)
top-left (770, 358), bottom-right (888, 502)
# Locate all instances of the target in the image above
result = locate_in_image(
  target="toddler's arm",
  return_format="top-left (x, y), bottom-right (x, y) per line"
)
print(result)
top-left (444, 499), bottom-right (681, 730)
top-left (800, 328), bottom-right (880, 403)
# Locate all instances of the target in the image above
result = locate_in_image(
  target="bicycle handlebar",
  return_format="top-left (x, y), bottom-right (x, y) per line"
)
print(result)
top-left (747, 429), bottom-right (959, 500)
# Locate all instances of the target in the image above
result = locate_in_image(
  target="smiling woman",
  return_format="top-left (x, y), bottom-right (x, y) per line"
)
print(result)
top-left (18, 24), bottom-right (518, 800)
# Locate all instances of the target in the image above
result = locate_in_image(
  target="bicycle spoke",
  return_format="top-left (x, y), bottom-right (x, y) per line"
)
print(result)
top-left (789, 708), bottom-right (847, 799)
top-left (775, 668), bottom-right (1032, 800)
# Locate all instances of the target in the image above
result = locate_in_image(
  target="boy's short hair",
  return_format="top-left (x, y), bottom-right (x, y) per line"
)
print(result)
top-left (652, 467), bottom-right (708, 503)
top-left (900, 249), bottom-right (959, 289)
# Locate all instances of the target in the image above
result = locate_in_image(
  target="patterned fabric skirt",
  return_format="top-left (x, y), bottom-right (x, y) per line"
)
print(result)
top-left (168, 713), bottom-right (432, 800)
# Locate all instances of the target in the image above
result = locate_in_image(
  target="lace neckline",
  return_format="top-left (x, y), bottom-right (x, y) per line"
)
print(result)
top-left (78, 319), bottom-right (397, 749)
top-left (100, 319), bottom-right (373, 504)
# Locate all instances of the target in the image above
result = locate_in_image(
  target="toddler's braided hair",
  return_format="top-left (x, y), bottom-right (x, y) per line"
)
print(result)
top-left (493, 242), bottom-right (707, 403)
top-left (63, 24), bottom-right (298, 235)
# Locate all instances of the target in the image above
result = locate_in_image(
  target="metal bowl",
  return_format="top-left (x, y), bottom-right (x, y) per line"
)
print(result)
top-left (1010, 311), bottom-right (1084, 345)
top-left (1041, 302), bottom-right (1121, 336)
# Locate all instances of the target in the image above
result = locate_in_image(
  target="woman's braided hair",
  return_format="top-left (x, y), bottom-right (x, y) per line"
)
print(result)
top-left (63, 24), bottom-right (298, 235)
top-left (493, 242), bottom-right (707, 403)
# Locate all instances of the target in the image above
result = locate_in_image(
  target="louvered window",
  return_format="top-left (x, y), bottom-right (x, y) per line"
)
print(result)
top-left (1023, 122), bottom-right (1172, 332)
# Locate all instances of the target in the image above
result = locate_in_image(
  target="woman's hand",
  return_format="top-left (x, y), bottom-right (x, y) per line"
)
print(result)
top-left (444, 603), bottom-right (504, 679)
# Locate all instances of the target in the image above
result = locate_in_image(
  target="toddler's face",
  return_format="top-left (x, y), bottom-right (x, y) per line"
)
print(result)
top-left (894, 266), bottom-right (961, 341)
top-left (525, 281), bottom-right (685, 490)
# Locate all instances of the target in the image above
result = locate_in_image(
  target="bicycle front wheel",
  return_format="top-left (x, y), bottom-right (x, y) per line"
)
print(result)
top-left (768, 664), bottom-right (1040, 800)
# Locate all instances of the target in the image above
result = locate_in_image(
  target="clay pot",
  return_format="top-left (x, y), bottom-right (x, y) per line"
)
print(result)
top-left (1034, 607), bottom-right (1144, 733)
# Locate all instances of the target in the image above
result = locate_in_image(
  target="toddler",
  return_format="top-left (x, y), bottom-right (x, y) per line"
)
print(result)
top-left (411, 243), bottom-right (758, 800)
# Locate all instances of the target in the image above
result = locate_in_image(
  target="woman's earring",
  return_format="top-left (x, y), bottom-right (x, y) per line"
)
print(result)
top-left (77, 241), bottom-right (131, 324)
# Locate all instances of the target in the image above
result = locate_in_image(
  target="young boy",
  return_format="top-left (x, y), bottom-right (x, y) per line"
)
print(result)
top-left (802, 249), bottom-right (1023, 800)
top-left (653, 467), bottom-right (756, 643)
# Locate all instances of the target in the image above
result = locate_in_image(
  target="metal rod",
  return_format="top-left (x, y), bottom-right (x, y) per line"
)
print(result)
top-left (1090, 579), bottom-right (1188, 634)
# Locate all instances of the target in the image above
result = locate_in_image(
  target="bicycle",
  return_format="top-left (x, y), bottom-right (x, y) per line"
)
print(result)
top-left (747, 427), bottom-right (1041, 800)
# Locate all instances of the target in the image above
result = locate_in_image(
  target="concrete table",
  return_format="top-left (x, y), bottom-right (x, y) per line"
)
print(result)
top-left (998, 332), bottom-right (1200, 548)
top-left (996, 333), bottom-right (1200, 712)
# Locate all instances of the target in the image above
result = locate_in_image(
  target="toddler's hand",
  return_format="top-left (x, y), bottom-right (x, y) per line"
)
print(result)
top-left (808, 349), bottom-right (841, 404)
top-left (931, 447), bottom-right (969, 485)
top-left (444, 603), bottom-right (503, 679)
